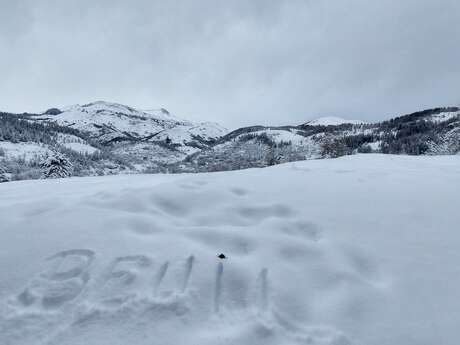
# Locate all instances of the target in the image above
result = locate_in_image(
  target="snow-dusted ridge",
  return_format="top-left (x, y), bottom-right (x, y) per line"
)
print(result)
top-left (305, 116), bottom-right (365, 126)
top-left (1, 104), bottom-right (460, 181)
top-left (34, 101), bottom-right (228, 145)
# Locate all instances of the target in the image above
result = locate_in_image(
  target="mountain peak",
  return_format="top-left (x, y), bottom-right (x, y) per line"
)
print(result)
top-left (66, 101), bottom-right (141, 114)
top-left (32, 101), bottom-right (228, 151)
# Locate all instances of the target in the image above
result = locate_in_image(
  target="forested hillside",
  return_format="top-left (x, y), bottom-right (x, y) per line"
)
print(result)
top-left (1, 104), bottom-right (459, 182)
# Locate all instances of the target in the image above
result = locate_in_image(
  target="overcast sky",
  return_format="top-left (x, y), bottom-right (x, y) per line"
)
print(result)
top-left (1, 0), bottom-right (459, 128)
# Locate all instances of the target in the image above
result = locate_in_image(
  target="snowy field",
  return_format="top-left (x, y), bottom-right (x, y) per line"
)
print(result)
top-left (0, 141), bottom-right (52, 162)
top-left (0, 154), bottom-right (459, 345)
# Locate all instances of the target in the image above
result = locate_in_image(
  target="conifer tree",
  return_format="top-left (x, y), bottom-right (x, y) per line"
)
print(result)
top-left (42, 152), bottom-right (73, 179)
top-left (0, 166), bottom-right (10, 183)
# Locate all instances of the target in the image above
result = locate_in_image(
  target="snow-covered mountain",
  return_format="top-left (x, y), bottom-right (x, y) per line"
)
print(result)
top-left (33, 101), bottom-right (227, 149)
top-left (182, 107), bottom-right (460, 172)
top-left (1, 103), bottom-right (460, 181)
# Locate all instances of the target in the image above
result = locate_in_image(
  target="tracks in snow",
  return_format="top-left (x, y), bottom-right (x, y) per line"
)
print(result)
top-left (153, 261), bottom-right (169, 297)
top-left (7, 250), bottom-right (272, 316)
top-left (1, 250), bottom-right (352, 345)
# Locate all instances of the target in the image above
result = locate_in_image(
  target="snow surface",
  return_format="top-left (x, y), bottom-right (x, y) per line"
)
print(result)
top-left (249, 129), bottom-right (312, 145)
top-left (61, 142), bottom-right (99, 155)
top-left (427, 110), bottom-right (460, 124)
top-left (1, 154), bottom-right (460, 345)
top-left (306, 117), bottom-right (364, 126)
top-left (151, 122), bottom-right (228, 149)
top-left (367, 141), bottom-right (381, 151)
top-left (0, 141), bottom-right (52, 161)
top-left (56, 134), bottom-right (99, 155)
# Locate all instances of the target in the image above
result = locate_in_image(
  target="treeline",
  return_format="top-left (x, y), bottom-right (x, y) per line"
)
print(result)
top-left (0, 112), bottom-right (85, 144)
top-left (1, 107), bottom-right (460, 182)
top-left (0, 113), bottom-right (133, 182)
top-left (320, 109), bottom-right (460, 157)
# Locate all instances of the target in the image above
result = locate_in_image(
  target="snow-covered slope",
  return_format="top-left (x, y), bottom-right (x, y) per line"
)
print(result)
top-left (1, 154), bottom-right (459, 345)
top-left (248, 128), bottom-right (314, 145)
top-left (2, 105), bottom-right (460, 181)
top-left (306, 116), bottom-right (364, 126)
top-left (426, 109), bottom-right (460, 123)
top-left (33, 101), bottom-right (228, 147)
top-left (0, 141), bottom-right (52, 162)
top-left (186, 128), bottom-right (322, 171)
top-left (56, 134), bottom-right (99, 155)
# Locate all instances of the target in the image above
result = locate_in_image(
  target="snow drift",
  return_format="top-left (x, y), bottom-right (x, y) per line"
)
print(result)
top-left (0, 154), bottom-right (459, 345)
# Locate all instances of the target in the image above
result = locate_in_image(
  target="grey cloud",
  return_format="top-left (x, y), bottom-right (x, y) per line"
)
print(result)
top-left (0, 0), bottom-right (459, 128)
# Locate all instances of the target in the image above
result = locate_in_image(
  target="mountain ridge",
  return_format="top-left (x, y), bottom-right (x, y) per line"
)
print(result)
top-left (1, 102), bottom-right (459, 181)
top-left (305, 116), bottom-right (365, 126)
